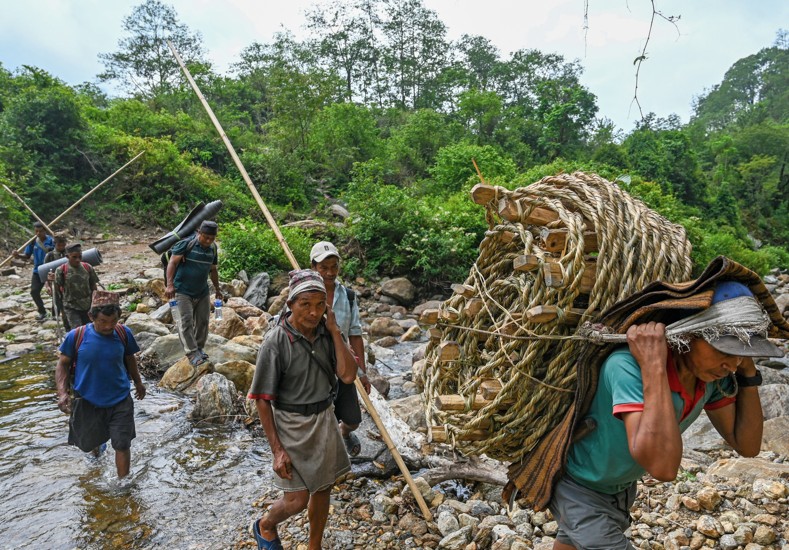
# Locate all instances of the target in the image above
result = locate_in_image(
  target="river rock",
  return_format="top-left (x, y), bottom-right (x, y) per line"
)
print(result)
top-left (243, 272), bottom-right (270, 310)
top-left (226, 279), bottom-right (247, 298)
top-left (133, 331), bottom-right (160, 351)
top-left (762, 416), bottom-right (789, 456)
top-left (231, 334), bottom-right (263, 348)
top-left (243, 315), bottom-right (271, 336)
top-left (369, 317), bottom-right (405, 338)
top-left (135, 303), bottom-right (152, 314)
top-left (752, 479), bottom-right (788, 499)
top-left (753, 524), bottom-right (776, 545)
top-left (214, 360), bottom-right (255, 394)
top-left (159, 356), bottom-right (213, 393)
top-left (437, 511), bottom-right (459, 536)
top-left (380, 277), bottom-right (416, 305)
top-left (367, 371), bottom-right (390, 398)
top-left (143, 279), bottom-right (167, 301)
top-left (773, 292), bottom-right (789, 314)
top-left (150, 303), bottom-right (172, 323)
top-left (6, 342), bottom-right (36, 354)
top-left (226, 297), bottom-right (264, 319)
top-left (697, 486), bottom-right (722, 510)
top-left (208, 306), bottom-right (246, 340)
top-left (124, 312), bottom-right (170, 336)
top-left (758, 384), bottom-right (789, 419)
top-left (707, 457), bottom-right (789, 482)
top-left (400, 325), bottom-right (422, 342)
top-left (374, 335), bottom-right (399, 347)
top-left (438, 525), bottom-right (471, 549)
top-left (190, 372), bottom-right (237, 423)
top-left (142, 333), bottom-right (257, 372)
top-left (696, 515), bottom-right (723, 537)
top-left (390, 394), bottom-right (426, 430)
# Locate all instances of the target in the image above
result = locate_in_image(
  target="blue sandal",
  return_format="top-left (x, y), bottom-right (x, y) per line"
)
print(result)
top-left (249, 517), bottom-right (283, 550)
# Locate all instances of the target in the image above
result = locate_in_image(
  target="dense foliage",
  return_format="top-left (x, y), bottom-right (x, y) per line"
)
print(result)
top-left (1, 0), bottom-right (787, 292)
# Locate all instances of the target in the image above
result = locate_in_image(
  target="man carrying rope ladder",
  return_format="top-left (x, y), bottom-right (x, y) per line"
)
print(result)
top-left (549, 281), bottom-right (784, 549)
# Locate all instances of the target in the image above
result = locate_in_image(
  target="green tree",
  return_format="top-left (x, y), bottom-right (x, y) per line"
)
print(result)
top-left (98, 0), bottom-right (207, 99)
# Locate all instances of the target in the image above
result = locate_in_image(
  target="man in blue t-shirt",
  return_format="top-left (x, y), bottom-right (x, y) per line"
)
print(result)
top-left (55, 290), bottom-right (145, 478)
top-left (13, 221), bottom-right (54, 321)
top-left (549, 281), bottom-right (784, 550)
top-left (165, 220), bottom-right (221, 367)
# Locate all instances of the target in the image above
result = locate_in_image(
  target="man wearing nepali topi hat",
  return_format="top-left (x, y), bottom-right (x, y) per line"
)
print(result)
top-left (247, 269), bottom-right (359, 550)
top-left (54, 242), bottom-right (100, 330)
top-left (55, 290), bottom-right (145, 478)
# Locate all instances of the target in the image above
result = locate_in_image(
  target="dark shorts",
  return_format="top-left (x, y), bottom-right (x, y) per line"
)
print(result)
top-left (68, 394), bottom-right (136, 452)
top-left (548, 475), bottom-right (637, 550)
top-left (333, 380), bottom-right (361, 426)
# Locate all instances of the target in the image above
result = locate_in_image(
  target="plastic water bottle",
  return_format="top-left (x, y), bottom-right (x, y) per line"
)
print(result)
top-left (169, 299), bottom-right (180, 327)
top-left (214, 299), bottom-right (223, 320)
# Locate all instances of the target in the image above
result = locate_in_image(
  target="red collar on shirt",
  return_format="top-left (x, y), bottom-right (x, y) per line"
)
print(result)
top-left (665, 349), bottom-right (705, 420)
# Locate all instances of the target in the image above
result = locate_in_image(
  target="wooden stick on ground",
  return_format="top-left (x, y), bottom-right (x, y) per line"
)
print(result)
top-left (168, 41), bottom-right (433, 521)
top-left (0, 151), bottom-right (145, 269)
top-left (1, 184), bottom-right (55, 235)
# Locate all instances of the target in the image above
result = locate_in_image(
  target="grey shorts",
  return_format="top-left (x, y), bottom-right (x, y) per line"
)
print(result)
top-left (333, 380), bottom-right (361, 426)
top-left (548, 475), bottom-right (637, 550)
top-left (68, 394), bottom-right (136, 452)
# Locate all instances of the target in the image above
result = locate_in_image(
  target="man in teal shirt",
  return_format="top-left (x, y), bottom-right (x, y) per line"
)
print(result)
top-left (550, 282), bottom-right (783, 550)
top-left (164, 220), bottom-right (221, 366)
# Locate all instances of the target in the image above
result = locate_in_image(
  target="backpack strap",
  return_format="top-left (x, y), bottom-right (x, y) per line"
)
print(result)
top-left (70, 325), bottom-right (87, 375)
top-left (345, 287), bottom-right (356, 307)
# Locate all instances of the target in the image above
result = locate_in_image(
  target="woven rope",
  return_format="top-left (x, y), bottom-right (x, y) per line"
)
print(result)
top-left (421, 172), bottom-right (692, 461)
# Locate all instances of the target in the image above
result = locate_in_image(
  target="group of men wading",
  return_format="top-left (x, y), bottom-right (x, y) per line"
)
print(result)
top-left (14, 214), bottom-right (787, 550)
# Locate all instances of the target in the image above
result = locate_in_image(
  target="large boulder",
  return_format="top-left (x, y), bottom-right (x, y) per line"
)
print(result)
top-left (190, 372), bottom-right (237, 423)
top-left (141, 333), bottom-right (258, 373)
top-left (226, 297), bottom-right (264, 319)
top-left (215, 360), bottom-right (256, 394)
top-left (707, 457), bottom-right (789, 482)
top-left (124, 312), bottom-right (170, 336)
top-left (150, 303), bottom-right (173, 324)
top-left (244, 315), bottom-right (271, 336)
top-left (208, 306), bottom-right (247, 340)
top-left (380, 277), bottom-right (416, 305)
top-left (231, 334), bottom-right (264, 349)
top-left (159, 356), bottom-right (213, 393)
top-left (369, 317), bottom-right (405, 339)
top-left (243, 272), bottom-right (271, 310)
top-left (758, 384), bottom-right (789, 419)
top-left (143, 279), bottom-right (167, 301)
top-left (762, 416), bottom-right (789, 456)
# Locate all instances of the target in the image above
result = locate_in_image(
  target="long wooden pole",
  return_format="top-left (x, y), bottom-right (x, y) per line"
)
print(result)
top-left (168, 41), bottom-right (433, 521)
top-left (1, 184), bottom-right (55, 235)
top-left (0, 151), bottom-right (145, 268)
top-left (167, 41), bottom-right (299, 270)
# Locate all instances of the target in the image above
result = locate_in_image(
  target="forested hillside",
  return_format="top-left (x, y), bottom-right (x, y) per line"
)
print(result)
top-left (1, 0), bottom-right (787, 291)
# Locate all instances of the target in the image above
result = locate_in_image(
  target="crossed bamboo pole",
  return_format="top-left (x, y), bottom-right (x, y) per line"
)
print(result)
top-left (0, 151), bottom-right (146, 269)
top-left (168, 41), bottom-right (433, 521)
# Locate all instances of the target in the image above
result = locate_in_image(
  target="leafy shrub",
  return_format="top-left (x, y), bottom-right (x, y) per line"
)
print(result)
top-left (218, 218), bottom-right (316, 280)
top-left (428, 142), bottom-right (516, 194)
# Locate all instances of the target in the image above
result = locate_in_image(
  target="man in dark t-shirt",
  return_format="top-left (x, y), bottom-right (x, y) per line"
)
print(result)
top-left (164, 220), bottom-right (221, 366)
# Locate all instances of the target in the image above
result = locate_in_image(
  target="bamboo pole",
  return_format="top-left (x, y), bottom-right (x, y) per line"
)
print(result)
top-left (1, 184), bottom-right (55, 234)
top-left (167, 42), bottom-right (433, 521)
top-left (0, 151), bottom-right (145, 268)
top-left (167, 41), bottom-right (298, 270)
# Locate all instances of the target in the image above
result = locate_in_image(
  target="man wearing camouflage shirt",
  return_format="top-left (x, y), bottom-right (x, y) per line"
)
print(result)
top-left (54, 243), bottom-right (100, 330)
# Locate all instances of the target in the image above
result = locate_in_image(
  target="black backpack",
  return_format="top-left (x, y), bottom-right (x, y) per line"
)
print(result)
top-left (161, 236), bottom-right (217, 285)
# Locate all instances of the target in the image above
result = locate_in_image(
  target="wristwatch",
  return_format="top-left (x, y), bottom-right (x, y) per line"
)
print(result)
top-left (735, 369), bottom-right (762, 387)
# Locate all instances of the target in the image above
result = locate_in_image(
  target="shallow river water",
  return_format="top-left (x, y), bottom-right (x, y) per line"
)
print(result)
top-left (0, 341), bottom-right (419, 549)
top-left (0, 351), bottom-right (269, 549)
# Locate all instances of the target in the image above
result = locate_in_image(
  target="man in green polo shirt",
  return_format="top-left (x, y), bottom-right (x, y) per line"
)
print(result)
top-left (550, 281), bottom-right (783, 550)
top-left (164, 220), bottom-right (221, 366)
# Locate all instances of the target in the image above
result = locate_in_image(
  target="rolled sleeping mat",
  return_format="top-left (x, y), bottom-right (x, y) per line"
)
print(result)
top-left (37, 248), bottom-right (103, 283)
top-left (148, 199), bottom-right (223, 254)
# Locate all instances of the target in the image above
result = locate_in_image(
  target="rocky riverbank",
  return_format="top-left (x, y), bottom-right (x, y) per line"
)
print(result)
top-left (2, 228), bottom-right (789, 549)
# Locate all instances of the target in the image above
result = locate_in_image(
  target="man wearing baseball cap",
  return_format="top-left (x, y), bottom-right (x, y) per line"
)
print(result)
top-left (309, 241), bottom-right (371, 458)
top-left (248, 269), bottom-right (358, 550)
top-left (549, 280), bottom-right (784, 550)
top-left (55, 290), bottom-right (145, 478)
top-left (165, 220), bottom-right (221, 367)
